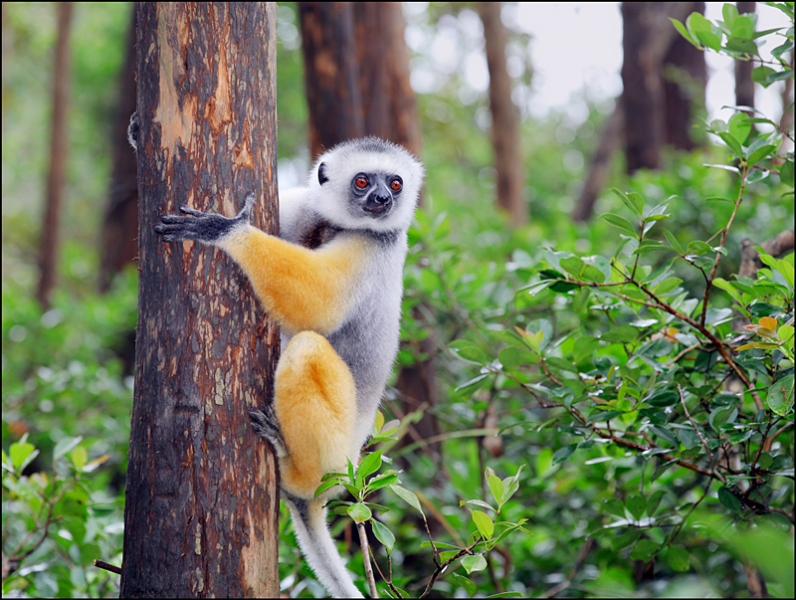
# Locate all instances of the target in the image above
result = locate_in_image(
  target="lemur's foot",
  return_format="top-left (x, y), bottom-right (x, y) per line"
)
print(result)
top-left (250, 404), bottom-right (288, 458)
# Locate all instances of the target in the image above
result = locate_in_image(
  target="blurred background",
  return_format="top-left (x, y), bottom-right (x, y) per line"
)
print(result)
top-left (2, 2), bottom-right (793, 598)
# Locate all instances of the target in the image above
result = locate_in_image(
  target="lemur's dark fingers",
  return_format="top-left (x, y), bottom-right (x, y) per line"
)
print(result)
top-left (161, 214), bottom-right (198, 225)
top-left (237, 192), bottom-right (256, 222)
top-left (179, 204), bottom-right (206, 217)
top-left (155, 223), bottom-right (200, 239)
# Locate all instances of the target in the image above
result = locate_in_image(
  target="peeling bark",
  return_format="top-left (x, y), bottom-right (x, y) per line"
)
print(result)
top-left (121, 4), bottom-right (280, 597)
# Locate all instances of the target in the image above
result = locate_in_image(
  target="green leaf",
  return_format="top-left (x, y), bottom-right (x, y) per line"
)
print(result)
top-left (647, 490), bottom-right (666, 516)
top-left (371, 519), bottom-right (395, 553)
top-left (667, 545), bottom-right (691, 572)
top-left (70, 446), bottom-right (87, 471)
top-left (688, 12), bottom-right (722, 51)
top-left (746, 144), bottom-right (777, 168)
top-left (53, 436), bottom-right (83, 461)
top-left (718, 131), bottom-right (743, 157)
top-left (391, 485), bottom-right (424, 516)
top-left (726, 36), bottom-right (758, 54)
top-left (751, 65), bottom-right (776, 86)
top-left (780, 160), bottom-right (794, 187)
top-left (730, 15), bottom-right (754, 39)
top-left (630, 539), bottom-right (659, 561)
top-left (602, 213), bottom-right (637, 236)
top-left (713, 277), bottom-right (742, 303)
top-left (670, 18), bottom-right (701, 49)
top-left (613, 530), bottom-right (641, 551)
top-left (610, 188), bottom-right (643, 218)
top-left (462, 554), bottom-right (488, 574)
top-left (314, 479), bottom-right (341, 498)
top-left (626, 494), bottom-right (647, 521)
top-left (552, 444), bottom-right (577, 464)
top-left (649, 425), bottom-right (678, 447)
top-left (356, 451), bottom-right (383, 487)
top-left (718, 486), bottom-right (743, 516)
top-left (729, 112), bottom-right (752, 145)
top-left (722, 3), bottom-right (738, 28)
top-left (450, 340), bottom-right (487, 364)
top-left (471, 510), bottom-right (494, 540)
top-left (767, 375), bottom-right (794, 417)
top-left (347, 502), bottom-right (372, 523)
top-left (452, 573), bottom-right (477, 598)
top-left (604, 498), bottom-right (626, 518)
top-left (488, 475), bottom-right (505, 508)
top-left (366, 472), bottom-right (400, 493)
top-left (662, 229), bottom-right (684, 254)
top-left (9, 442), bottom-right (38, 473)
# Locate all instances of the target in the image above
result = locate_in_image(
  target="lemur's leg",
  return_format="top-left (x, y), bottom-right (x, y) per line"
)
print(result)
top-left (250, 402), bottom-right (288, 458)
top-left (269, 331), bottom-right (358, 500)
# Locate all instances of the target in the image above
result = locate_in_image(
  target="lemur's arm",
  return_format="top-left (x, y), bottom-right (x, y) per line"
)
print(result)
top-left (155, 193), bottom-right (364, 335)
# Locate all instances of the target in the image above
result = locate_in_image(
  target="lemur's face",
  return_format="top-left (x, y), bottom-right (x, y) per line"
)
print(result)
top-left (349, 172), bottom-right (404, 219)
top-left (310, 137), bottom-right (424, 232)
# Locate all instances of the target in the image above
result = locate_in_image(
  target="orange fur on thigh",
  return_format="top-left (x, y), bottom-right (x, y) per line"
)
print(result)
top-left (274, 332), bottom-right (358, 498)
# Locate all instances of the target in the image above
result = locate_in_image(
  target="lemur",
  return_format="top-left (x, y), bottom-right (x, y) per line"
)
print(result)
top-left (154, 137), bottom-right (424, 598)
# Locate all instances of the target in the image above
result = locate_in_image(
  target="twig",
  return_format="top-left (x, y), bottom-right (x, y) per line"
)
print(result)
top-left (700, 164), bottom-right (748, 326)
top-left (357, 522), bottom-right (378, 598)
top-left (678, 384), bottom-right (725, 483)
top-left (93, 559), bottom-right (122, 575)
top-left (418, 539), bottom-right (480, 599)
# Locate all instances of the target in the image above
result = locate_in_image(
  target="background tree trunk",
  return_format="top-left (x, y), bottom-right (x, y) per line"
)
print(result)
top-left (297, 2), bottom-right (440, 459)
top-left (99, 8), bottom-right (138, 292)
top-left (479, 2), bottom-right (527, 226)
top-left (621, 2), bottom-right (664, 173)
top-left (663, 2), bottom-right (706, 151)
top-left (298, 2), bottom-right (364, 159)
top-left (121, 4), bottom-right (280, 597)
top-left (734, 2), bottom-right (756, 112)
top-left (36, 2), bottom-right (72, 309)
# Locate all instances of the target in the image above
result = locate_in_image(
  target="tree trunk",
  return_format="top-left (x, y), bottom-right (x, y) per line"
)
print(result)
top-left (621, 2), bottom-right (664, 173)
top-left (36, 2), bottom-right (72, 309)
top-left (298, 2), bottom-right (364, 159)
top-left (735, 2), bottom-right (756, 112)
top-left (121, 4), bottom-right (280, 597)
top-left (663, 2), bottom-right (706, 151)
top-left (479, 2), bottom-right (526, 226)
top-left (99, 7), bottom-right (138, 292)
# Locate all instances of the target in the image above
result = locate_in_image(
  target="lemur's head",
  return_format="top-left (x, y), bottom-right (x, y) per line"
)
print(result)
top-left (308, 137), bottom-right (424, 232)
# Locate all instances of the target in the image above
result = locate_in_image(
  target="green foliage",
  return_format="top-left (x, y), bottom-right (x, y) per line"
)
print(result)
top-left (2, 263), bottom-right (136, 597)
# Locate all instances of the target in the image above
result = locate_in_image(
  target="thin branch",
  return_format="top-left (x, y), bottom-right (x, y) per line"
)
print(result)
top-left (93, 560), bottom-right (122, 575)
top-left (357, 522), bottom-right (378, 598)
top-left (539, 537), bottom-right (595, 598)
top-left (678, 384), bottom-right (726, 483)
top-left (701, 164), bottom-right (748, 327)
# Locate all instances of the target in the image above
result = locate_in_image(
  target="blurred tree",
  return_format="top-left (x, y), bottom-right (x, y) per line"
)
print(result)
top-left (575, 2), bottom-right (698, 220)
top-left (479, 2), bottom-right (526, 226)
top-left (298, 2), bottom-right (364, 159)
top-left (98, 8), bottom-right (137, 293)
top-left (36, 2), bottom-right (73, 309)
top-left (735, 2), bottom-right (757, 113)
top-left (663, 2), bottom-right (707, 151)
top-left (296, 2), bottom-right (440, 461)
top-left (120, 4), bottom-right (279, 596)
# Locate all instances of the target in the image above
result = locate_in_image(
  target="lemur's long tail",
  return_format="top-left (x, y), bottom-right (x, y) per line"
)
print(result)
top-left (286, 497), bottom-right (363, 598)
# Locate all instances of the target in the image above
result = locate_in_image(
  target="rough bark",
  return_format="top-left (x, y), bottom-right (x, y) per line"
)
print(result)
top-left (479, 2), bottom-right (526, 226)
top-left (121, 4), bottom-right (280, 597)
top-left (99, 8), bottom-right (138, 292)
top-left (36, 2), bottom-right (72, 309)
top-left (663, 2), bottom-right (706, 151)
top-left (298, 2), bottom-right (364, 159)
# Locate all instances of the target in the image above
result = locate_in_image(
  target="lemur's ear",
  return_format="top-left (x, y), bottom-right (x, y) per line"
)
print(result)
top-left (318, 162), bottom-right (329, 185)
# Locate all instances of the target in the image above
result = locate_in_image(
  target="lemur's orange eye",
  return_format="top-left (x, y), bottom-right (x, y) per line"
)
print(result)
top-left (355, 176), bottom-right (369, 189)
top-left (390, 179), bottom-right (402, 192)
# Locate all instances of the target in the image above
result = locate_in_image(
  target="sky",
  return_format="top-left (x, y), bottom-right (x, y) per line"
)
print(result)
top-left (418, 2), bottom-right (791, 125)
